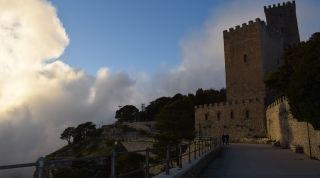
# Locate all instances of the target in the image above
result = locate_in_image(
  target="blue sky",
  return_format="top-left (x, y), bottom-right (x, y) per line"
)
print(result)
top-left (51, 0), bottom-right (224, 75)
top-left (49, 0), bottom-right (320, 93)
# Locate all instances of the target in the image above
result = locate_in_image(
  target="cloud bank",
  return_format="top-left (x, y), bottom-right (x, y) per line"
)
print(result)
top-left (0, 0), bottom-right (142, 177)
top-left (0, 0), bottom-right (319, 177)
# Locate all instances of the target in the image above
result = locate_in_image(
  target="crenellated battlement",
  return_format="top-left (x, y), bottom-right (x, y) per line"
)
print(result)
top-left (223, 18), bottom-right (266, 36)
top-left (264, 1), bottom-right (295, 11)
top-left (266, 96), bottom-right (287, 109)
top-left (195, 98), bottom-right (262, 109)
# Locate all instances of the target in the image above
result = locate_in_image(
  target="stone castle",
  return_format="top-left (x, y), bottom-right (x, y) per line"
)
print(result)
top-left (195, 1), bottom-right (300, 141)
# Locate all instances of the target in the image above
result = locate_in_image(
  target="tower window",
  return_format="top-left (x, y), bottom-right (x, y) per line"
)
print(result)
top-left (245, 110), bottom-right (250, 119)
top-left (243, 54), bottom-right (248, 63)
top-left (217, 111), bottom-right (221, 120)
top-left (205, 113), bottom-right (208, 120)
top-left (230, 110), bottom-right (234, 119)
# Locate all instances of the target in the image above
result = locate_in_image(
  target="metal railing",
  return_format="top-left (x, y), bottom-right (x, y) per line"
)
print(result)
top-left (0, 137), bottom-right (220, 178)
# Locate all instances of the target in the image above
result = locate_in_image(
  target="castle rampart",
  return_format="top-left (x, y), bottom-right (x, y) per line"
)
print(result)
top-left (266, 97), bottom-right (320, 159)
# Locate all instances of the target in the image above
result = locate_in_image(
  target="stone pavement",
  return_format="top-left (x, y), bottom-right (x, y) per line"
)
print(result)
top-left (200, 144), bottom-right (320, 178)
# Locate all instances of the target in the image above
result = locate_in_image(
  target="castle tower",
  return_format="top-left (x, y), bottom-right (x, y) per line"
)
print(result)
top-left (223, 19), bottom-right (269, 101)
top-left (195, 1), bottom-right (301, 141)
top-left (264, 1), bottom-right (300, 47)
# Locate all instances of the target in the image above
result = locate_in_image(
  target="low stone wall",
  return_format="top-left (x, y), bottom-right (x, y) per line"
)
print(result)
top-left (154, 146), bottom-right (222, 178)
top-left (266, 97), bottom-right (320, 159)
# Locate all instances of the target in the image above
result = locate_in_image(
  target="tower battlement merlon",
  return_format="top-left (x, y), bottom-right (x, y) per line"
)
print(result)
top-left (194, 98), bottom-right (262, 110)
top-left (264, 1), bottom-right (295, 11)
top-left (223, 18), bottom-right (266, 36)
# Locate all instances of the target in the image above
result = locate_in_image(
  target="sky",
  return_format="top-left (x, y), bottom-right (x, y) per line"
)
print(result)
top-left (0, 0), bottom-right (319, 177)
top-left (50, 0), bottom-right (225, 75)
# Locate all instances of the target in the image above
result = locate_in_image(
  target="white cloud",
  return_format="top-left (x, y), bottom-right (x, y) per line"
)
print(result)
top-left (0, 0), bottom-right (142, 177)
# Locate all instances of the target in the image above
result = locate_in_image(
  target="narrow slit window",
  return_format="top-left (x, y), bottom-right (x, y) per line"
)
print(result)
top-left (230, 110), bottom-right (234, 119)
top-left (205, 113), bottom-right (208, 120)
top-left (217, 111), bottom-right (221, 120)
top-left (245, 110), bottom-right (250, 119)
top-left (243, 54), bottom-right (248, 63)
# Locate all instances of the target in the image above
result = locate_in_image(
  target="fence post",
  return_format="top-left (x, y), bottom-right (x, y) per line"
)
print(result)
top-left (166, 146), bottom-right (170, 175)
top-left (205, 139), bottom-right (207, 152)
top-left (198, 140), bottom-right (201, 157)
top-left (111, 150), bottom-right (116, 178)
top-left (145, 148), bottom-right (150, 178)
top-left (202, 139), bottom-right (205, 154)
top-left (199, 140), bottom-right (203, 156)
top-left (202, 139), bottom-right (205, 153)
top-left (36, 157), bottom-right (45, 178)
top-left (212, 138), bottom-right (214, 150)
top-left (194, 141), bottom-right (197, 160)
top-left (188, 141), bottom-right (191, 163)
top-left (179, 145), bottom-right (183, 169)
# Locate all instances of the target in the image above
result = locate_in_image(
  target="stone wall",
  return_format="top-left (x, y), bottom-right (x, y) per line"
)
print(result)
top-left (195, 98), bottom-right (266, 142)
top-left (194, 1), bottom-right (301, 143)
top-left (223, 18), bottom-right (267, 101)
top-left (266, 97), bottom-right (320, 159)
top-left (264, 1), bottom-right (300, 47)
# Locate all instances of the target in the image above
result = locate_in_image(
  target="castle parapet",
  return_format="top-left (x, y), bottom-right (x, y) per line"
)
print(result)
top-left (223, 18), bottom-right (266, 37)
top-left (266, 96), bottom-right (287, 109)
top-left (264, 1), bottom-right (295, 11)
top-left (195, 98), bottom-right (262, 110)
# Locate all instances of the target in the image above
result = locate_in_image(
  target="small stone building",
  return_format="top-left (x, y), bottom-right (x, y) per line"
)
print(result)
top-left (195, 1), bottom-right (300, 141)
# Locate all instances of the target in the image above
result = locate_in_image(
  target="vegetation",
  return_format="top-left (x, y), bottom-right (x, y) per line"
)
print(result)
top-left (115, 88), bottom-right (225, 148)
top-left (60, 127), bottom-right (75, 145)
top-left (115, 105), bottom-right (139, 122)
top-left (155, 89), bottom-right (225, 140)
top-left (51, 121), bottom-right (146, 178)
top-left (266, 32), bottom-right (320, 129)
top-left (50, 87), bottom-right (225, 177)
top-left (60, 122), bottom-right (98, 145)
top-left (154, 96), bottom-right (194, 147)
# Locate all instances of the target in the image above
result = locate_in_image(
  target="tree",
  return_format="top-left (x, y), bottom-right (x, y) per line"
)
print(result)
top-left (154, 97), bottom-right (195, 147)
top-left (60, 127), bottom-right (75, 145)
top-left (266, 32), bottom-right (320, 129)
top-left (73, 122), bottom-right (96, 143)
top-left (195, 88), bottom-right (226, 105)
top-left (145, 97), bottom-right (172, 121)
top-left (115, 105), bottom-right (139, 122)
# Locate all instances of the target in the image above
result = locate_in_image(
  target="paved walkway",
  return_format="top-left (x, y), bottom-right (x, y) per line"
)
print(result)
top-left (201, 144), bottom-right (320, 178)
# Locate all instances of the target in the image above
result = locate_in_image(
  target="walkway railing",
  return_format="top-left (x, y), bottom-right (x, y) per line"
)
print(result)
top-left (0, 137), bottom-right (219, 178)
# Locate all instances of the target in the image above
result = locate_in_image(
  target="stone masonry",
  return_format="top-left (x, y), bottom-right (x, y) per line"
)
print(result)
top-left (195, 1), bottom-right (300, 141)
top-left (266, 97), bottom-right (320, 159)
